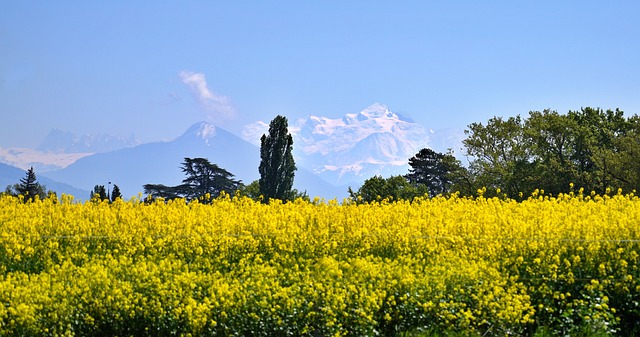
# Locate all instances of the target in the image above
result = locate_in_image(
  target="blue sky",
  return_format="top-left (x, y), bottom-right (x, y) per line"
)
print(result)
top-left (1, 1), bottom-right (639, 148)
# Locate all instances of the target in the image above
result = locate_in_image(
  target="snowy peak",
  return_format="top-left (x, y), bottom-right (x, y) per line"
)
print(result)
top-left (343, 103), bottom-right (414, 125)
top-left (288, 104), bottom-right (432, 184)
top-left (241, 103), bottom-right (465, 186)
top-left (297, 103), bottom-right (428, 156)
top-left (178, 121), bottom-right (218, 145)
top-left (344, 102), bottom-right (391, 122)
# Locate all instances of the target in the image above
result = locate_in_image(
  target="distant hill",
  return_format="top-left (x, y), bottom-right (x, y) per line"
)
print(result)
top-left (43, 122), bottom-right (346, 200)
top-left (0, 163), bottom-right (89, 199)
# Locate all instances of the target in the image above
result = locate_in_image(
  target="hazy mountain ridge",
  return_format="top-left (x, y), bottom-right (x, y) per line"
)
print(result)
top-left (38, 128), bottom-right (141, 153)
top-left (0, 129), bottom-right (141, 173)
top-left (0, 147), bottom-right (92, 172)
top-left (1, 104), bottom-right (465, 200)
top-left (0, 162), bottom-right (89, 198)
top-left (42, 122), bottom-right (344, 200)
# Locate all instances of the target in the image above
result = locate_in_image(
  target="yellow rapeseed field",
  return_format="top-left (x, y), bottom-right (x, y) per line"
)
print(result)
top-left (0, 190), bottom-right (638, 336)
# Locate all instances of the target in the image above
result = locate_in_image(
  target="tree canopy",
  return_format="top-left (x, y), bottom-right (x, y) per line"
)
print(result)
top-left (144, 158), bottom-right (243, 202)
top-left (348, 175), bottom-right (428, 203)
top-left (405, 148), bottom-right (467, 197)
top-left (462, 107), bottom-right (640, 198)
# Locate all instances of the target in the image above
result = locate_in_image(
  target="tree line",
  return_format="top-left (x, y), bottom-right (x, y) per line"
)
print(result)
top-left (5, 107), bottom-right (638, 203)
top-left (2, 165), bottom-right (124, 203)
top-left (351, 107), bottom-right (640, 202)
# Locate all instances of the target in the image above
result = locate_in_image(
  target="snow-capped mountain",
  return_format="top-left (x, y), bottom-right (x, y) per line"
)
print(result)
top-left (0, 129), bottom-right (141, 173)
top-left (2, 104), bottom-right (466, 200)
top-left (0, 147), bottom-right (92, 172)
top-left (43, 122), bottom-right (344, 200)
top-left (244, 103), bottom-right (464, 185)
top-left (37, 128), bottom-right (141, 153)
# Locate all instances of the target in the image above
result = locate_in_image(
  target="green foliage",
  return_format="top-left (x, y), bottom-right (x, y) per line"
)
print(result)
top-left (143, 158), bottom-right (243, 202)
top-left (91, 185), bottom-right (108, 202)
top-left (239, 180), bottom-right (308, 202)
top-left (236, 180), bottom-right (261, 200)
top-left (110, 184), bottom-right (122, 201)
top-left (5, 167), bottom-right (47, 202)
top-left (406, 148), bottom-right (469, 197)
top-left (464, 115), bottom-right (533, 198)
top-left (179, 157), bottom-right (243, 201)
top-left (463, 107), bottom-right (640, 198)
top-left (259, 115), bottom-right (296, 202)
top-left (348, 175), bottom-right (428, 203)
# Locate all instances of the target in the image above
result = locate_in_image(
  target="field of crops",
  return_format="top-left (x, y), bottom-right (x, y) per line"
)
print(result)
top-left (0, 190), bottom-right (639, 336)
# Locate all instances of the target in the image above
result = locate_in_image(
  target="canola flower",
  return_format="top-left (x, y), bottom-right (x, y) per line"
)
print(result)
top-left (0, 190), bottom-right (638, 336)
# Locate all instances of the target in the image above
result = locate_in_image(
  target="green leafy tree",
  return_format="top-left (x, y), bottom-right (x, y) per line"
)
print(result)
top-left (179, 157), bottom-right (243, 201)
top-left (463, 107), bottom-right (640, 198)
top-left (406, 148), bottom-right (467, 197)
top-left (348, 175), bottom-right (428, 203)
top-left (566, 107), bottom-right (632, 194)
top-left (259, 115), bottom-right (296, 202)
top-left (523, 109), bottom-right (578, 195)
top-left (237, 180), bottom-right (261, 200)
top-left (463, 115), bottom-right (536, 198)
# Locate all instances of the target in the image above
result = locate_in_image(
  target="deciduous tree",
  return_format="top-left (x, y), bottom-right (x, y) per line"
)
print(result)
top-left (348, 175), bottom-right (428, 203)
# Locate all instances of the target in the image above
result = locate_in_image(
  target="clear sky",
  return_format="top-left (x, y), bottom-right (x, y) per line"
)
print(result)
top-left (1, 1), bottom-right (639, 148)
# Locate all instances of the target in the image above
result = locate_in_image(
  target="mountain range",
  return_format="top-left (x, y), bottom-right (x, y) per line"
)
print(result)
top-left (243, 103), bottom-right (466, 185)
top-left (41, 122), bottom-right (345, 200)
top-left (1, 104), bottom-right (465, 200)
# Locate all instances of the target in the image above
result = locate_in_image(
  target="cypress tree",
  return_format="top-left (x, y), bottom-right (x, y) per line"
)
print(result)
top-left (111, 184), bottom-right (122, 201)
top-left (259, 115), bottom-right (296, 201)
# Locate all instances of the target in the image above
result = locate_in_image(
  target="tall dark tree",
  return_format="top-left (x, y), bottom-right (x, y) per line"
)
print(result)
top-left (406, 148), bottom-right (466, 197)
top-left (14, 167), bottom-right (46, 202)
top-left (91, 185), bottom-right (108, 201)
top-left (179, 157), bottom-right (243, 201)
top-left (110, 184), bottom-right (122, 202)
top-left (259, 115), bottom-right (296, 201)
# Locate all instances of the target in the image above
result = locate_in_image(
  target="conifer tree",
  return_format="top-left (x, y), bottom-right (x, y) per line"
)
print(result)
top-left (259, 115), bottom-right (296, 201)
top-left (91, 185), bottom-right (108, 201)
top-left (16, 167), bottom-right (45, 202)
top-left (111, 184), bottom-right (122, 201)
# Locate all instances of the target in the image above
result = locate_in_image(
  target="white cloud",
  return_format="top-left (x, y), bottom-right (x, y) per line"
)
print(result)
top-left (179, 71), bottom-right (235, 124)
